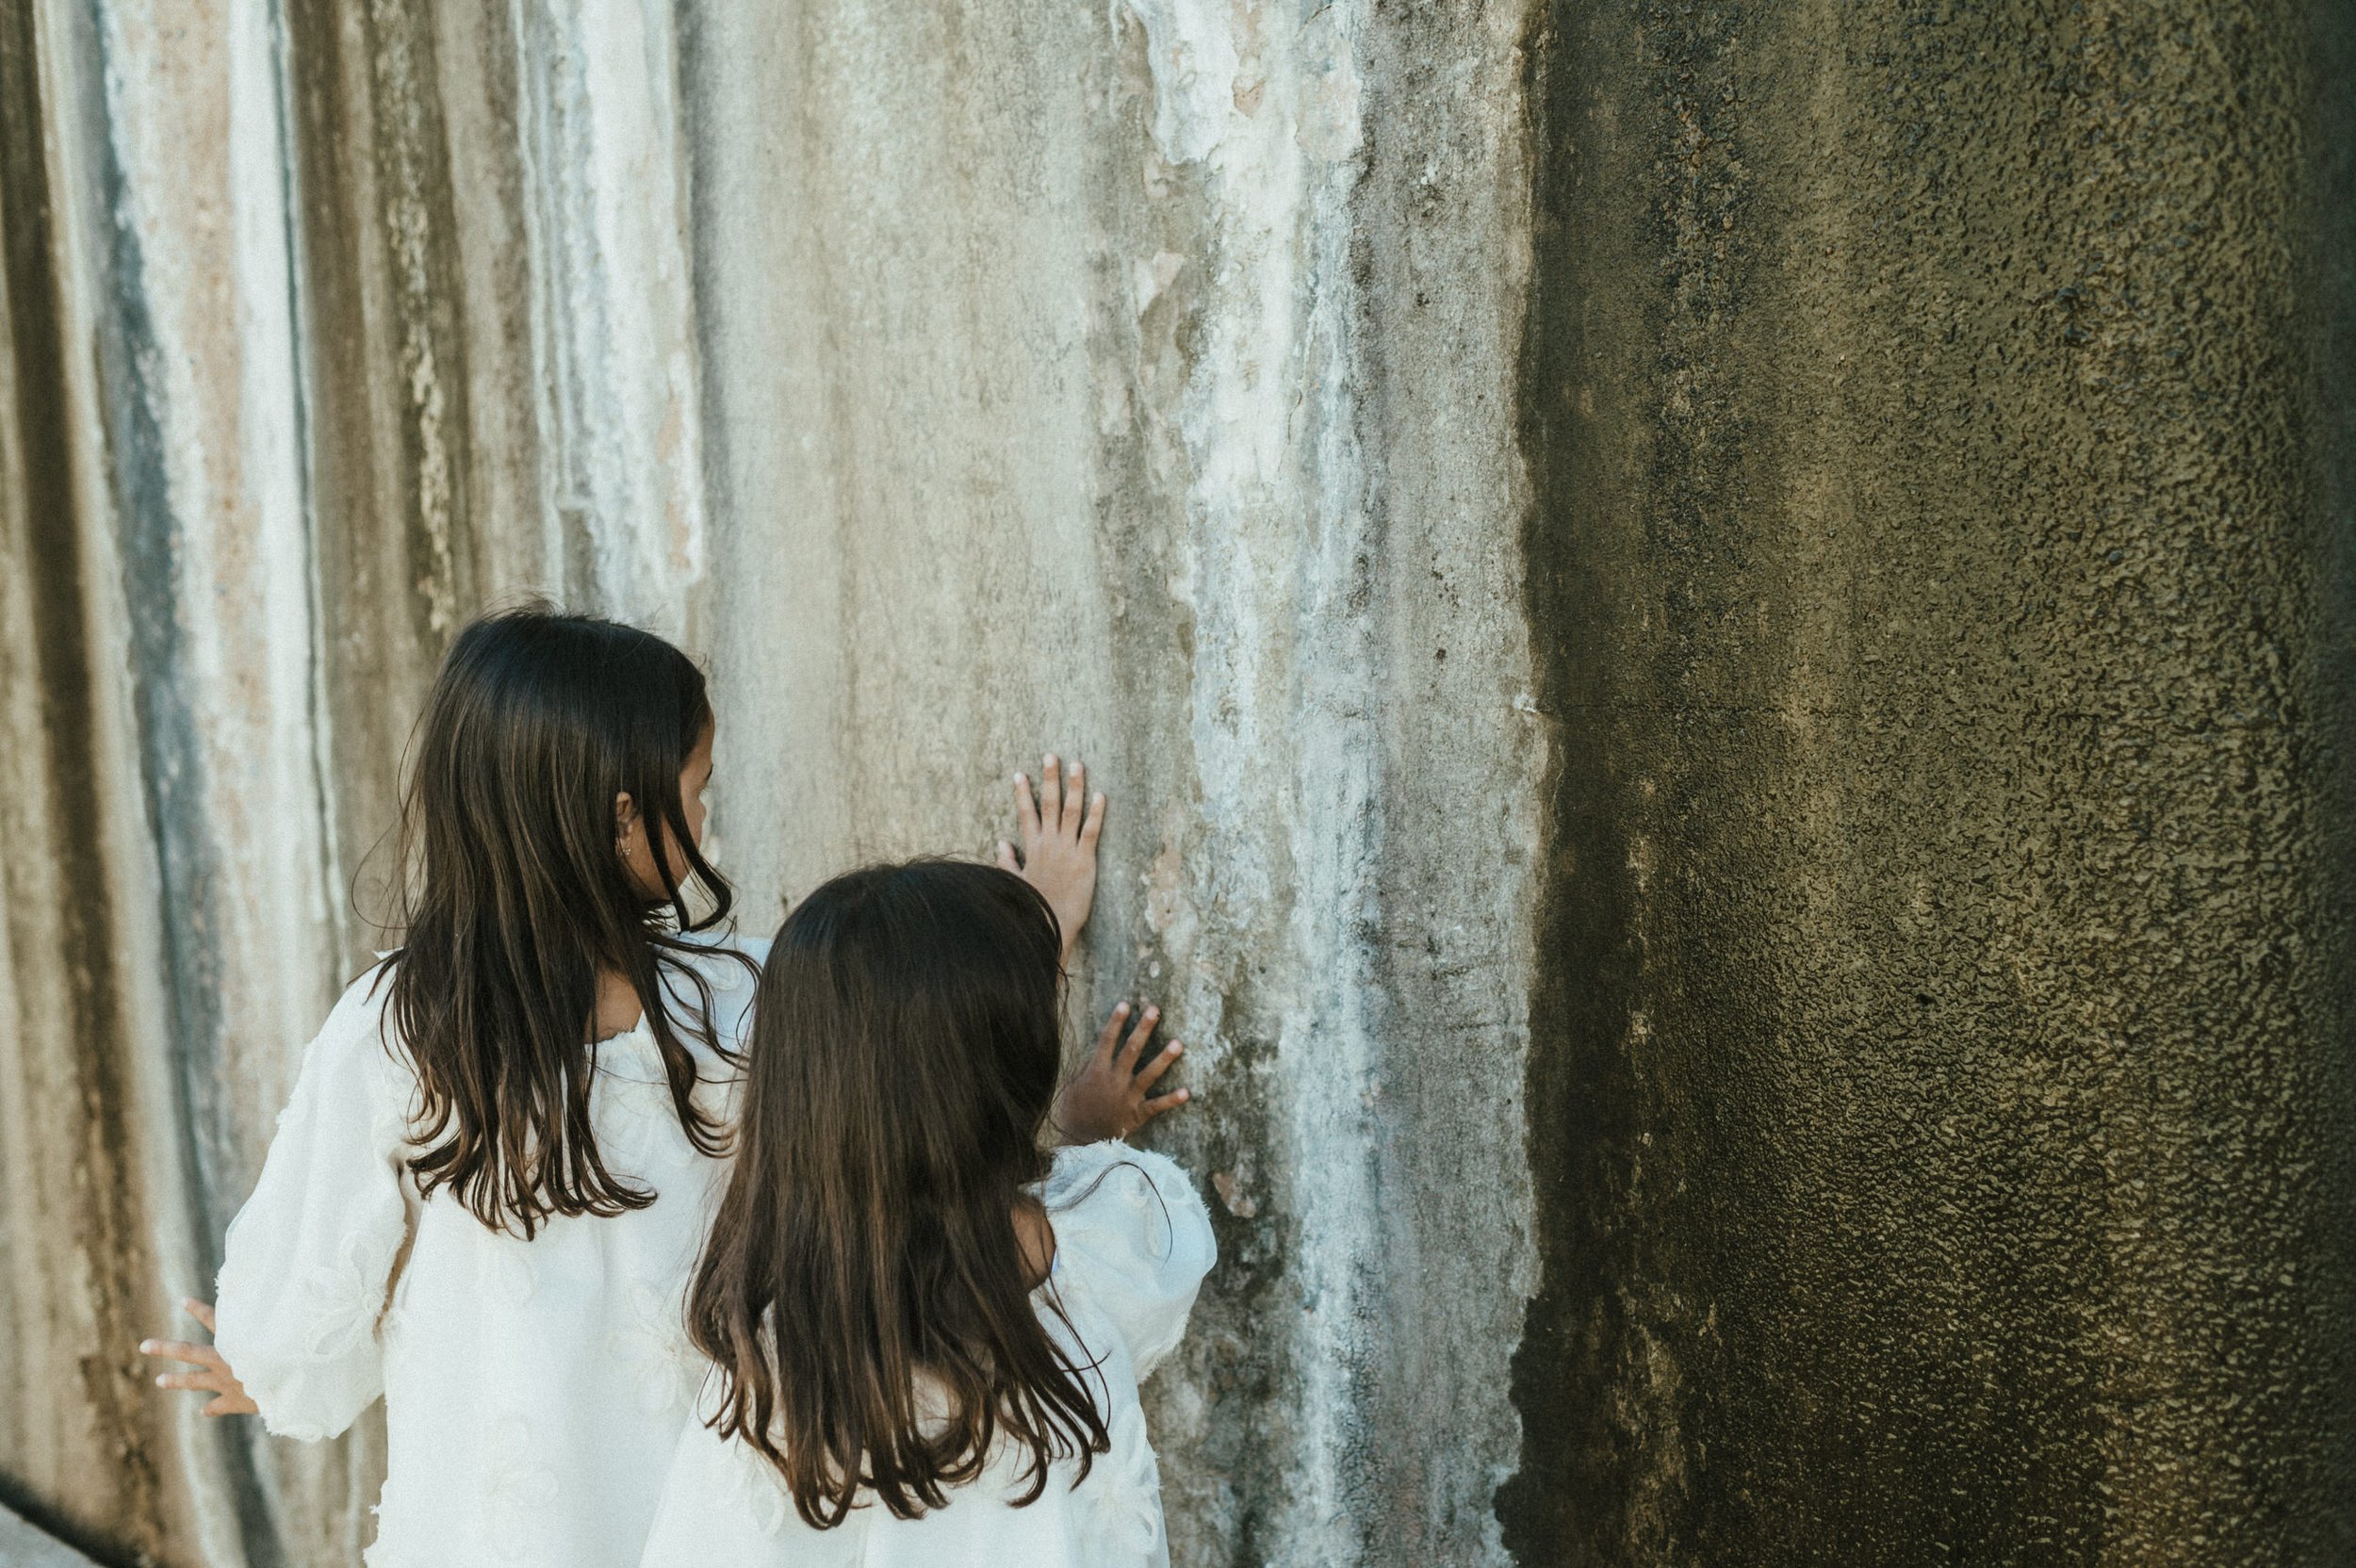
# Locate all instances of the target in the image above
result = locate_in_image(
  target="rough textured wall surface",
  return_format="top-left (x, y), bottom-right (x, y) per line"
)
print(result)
top-left (1501, 1), bottom-right (2356, 1563)
top-left (0, 0), bottom-right (2350, 1566)
top-left (1, 2), bottom-right (1540, 1564)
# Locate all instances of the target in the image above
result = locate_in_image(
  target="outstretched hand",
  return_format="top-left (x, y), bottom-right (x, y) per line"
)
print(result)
top-left (999, 753), bottom-right (1104, 962)
top-left (140, 1298), bottom-right (257, 1417)
top-left (1057, 1002), bottom-right (1191, 1144)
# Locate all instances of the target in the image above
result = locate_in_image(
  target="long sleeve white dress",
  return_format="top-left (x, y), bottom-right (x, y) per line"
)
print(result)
top-left (637, 1141), bottom-right (1217, 1568)
top-left (211, 939), bottom-right (764, 1568)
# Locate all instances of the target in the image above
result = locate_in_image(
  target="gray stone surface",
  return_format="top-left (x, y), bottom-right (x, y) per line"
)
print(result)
top-left (0, 1503), bottom-right (105, 1568)
top-left (0, 0), bottom-right (2349, 1565)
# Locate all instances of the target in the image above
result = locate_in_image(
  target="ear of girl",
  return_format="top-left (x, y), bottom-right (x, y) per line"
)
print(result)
top-left (644, 859), bottom-right (1216, 1568)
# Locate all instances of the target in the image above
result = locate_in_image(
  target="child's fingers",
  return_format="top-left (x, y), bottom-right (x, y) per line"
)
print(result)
top-left (1039, 755), bottom-right (1064, 827)
top-left (1137, 1087), bottom-right (1193, 1125)
top-left (155, 1358), bottom-right (232, 1392)
top-left (183, 1298), bottom-right (219, 1334)
top-left (1081, 791), bottom-right (1106, 849)
top-left (1092, 1004), bottom-right (1131, 1065)
top-left (1062, 760), bottom-right (1087, 835)
top-left (997, 840), bottom-right (1021, 874)
top-left (1012, 773), bottom-right (1041, 844)
top-left (1133, 1039), bottom-right (1184, 1092)
top-left (140, 1338), bottom-right (222, 1371)
top-left (1118, 1005), bottom-right (1160, 1071)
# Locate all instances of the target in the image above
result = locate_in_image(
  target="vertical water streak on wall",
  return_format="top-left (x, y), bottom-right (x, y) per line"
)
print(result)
top-left (1343, 6), bottom-right (1546, 1559)
top-left (75, 0), bottom-right (371, 1560)
top-left (0, 8), bottom-right (168, 1560)
top-left (0, 0), bottom-right (295, 1560)
top-left (273, 0), bottom-right (556, 949)
top-left (511, 0), bottom-right (705, 634)
top-left (1116, 2), bottom-right (1393, 1560)
top-left (678, 0), bottom-right (1120, 912)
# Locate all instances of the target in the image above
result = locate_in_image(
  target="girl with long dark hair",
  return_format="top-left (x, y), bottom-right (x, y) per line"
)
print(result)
top-left (639, 859), bottom-right (1212, 1568)
top-left (137, 608), bottom-right (1108, 1568)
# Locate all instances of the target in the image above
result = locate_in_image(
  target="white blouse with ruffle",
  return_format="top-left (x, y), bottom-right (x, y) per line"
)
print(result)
top-left (638, 1141), bottom-right (1218, 1568)
top-left (211, 941), bottom-right (764, 1568)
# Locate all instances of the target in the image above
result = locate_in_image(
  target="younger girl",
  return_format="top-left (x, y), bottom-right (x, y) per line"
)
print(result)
top-left (139, 609), bottom-right (1106, 1568)
top-left (639, 858), bottom-right (1212, 1568)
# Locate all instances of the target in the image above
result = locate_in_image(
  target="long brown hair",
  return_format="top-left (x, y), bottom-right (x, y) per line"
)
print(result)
top-left (384, 606), bottom-right (745, 1236)
top-left (687, 859), bottom-right (1111, 1527)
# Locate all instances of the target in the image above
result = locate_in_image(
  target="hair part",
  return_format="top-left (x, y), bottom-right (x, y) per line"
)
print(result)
top-left (687, 859), bottom-right (1109, 1527)
top-left (384, 604), bottom-right (749, 1237)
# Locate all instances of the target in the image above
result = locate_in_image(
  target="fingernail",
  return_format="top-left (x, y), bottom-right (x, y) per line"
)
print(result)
top-left (1176, 1088), bottom-right (1192, 1101)
top-left (1167, 1042), bottom-right (1183, 1054)
top-left (139, 1340), bottom-right (156, 1353)
top-left (154, 1374), bottom-right (169, 1387)
top-left (1115, 1003), bottom-right (1131, 1015)
top-left (1145, 1006), bottom-right (1159, 1019)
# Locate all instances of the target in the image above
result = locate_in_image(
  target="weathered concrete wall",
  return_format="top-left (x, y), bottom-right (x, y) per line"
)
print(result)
top-left (1501, 1), bottom-right (2356, 1563)
top-left (2, 1), bottom-right (1539, 1564)
top-left (1, 0), bottom-right (2350, 1565)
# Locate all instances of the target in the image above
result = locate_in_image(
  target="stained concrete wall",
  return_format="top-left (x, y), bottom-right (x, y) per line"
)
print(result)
top-left (2, 2), bottom-right (1538, 1564)
top-left (1502, 1), bottom-right (2356, 1563)
top-left (0, 2), bottom-right (2348, 1567)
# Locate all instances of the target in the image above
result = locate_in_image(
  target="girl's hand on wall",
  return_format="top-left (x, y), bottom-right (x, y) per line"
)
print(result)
top-left (1057, 1002), bottom-right (1191, 1143)
top-left (139, 1298), bottom-right (259, 1416)
top-left (999, 753), bottom-right (1105, 962)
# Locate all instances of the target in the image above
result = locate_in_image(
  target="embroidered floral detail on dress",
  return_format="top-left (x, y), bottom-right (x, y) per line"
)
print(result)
top-left (303, 1220), bottom-right (396, 1360)
top-left (1081, 1404), bottom-right (1167, 1560)
top-left (483, 1413), bottom-right (563, 1560)
top-left (610, 1281), bottom-right (694, 1414)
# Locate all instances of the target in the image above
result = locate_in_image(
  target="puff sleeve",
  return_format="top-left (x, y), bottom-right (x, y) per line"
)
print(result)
top-left (211, 971), bottom-right (417, 1441)
top-left (1040, 1142), bottom-right (1216, 1380)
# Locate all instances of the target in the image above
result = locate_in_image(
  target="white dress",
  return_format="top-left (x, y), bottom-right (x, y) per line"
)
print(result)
top-left (638, 1142), bottom-right (1216, 1568)
top-left (212, 939), bottom-right (764, 1568)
